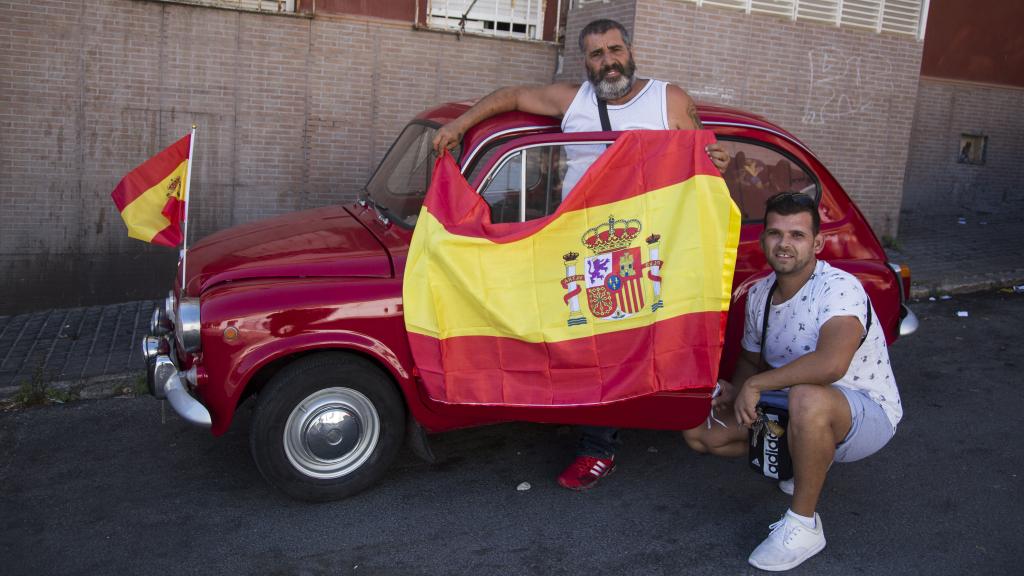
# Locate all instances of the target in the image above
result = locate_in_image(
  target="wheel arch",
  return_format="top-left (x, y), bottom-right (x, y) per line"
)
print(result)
top-left (209, 332), bottom-right (412, 436)
top-left (240, 346), bottom-right (405, 410)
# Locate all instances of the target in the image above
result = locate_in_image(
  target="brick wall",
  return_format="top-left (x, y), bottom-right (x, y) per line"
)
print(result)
top-left (902, 78), bottom-right (1024, 215)
top-left (556, 0), bottom-right (637, 84)
top-left (560, 0), bottom-right (923, 240)
top-left (0, 0), bottom-right (557, 314)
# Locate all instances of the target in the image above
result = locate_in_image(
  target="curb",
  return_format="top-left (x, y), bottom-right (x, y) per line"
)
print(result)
top-left (909, 272), bottom-right (1024, 300)
top-left (0, 371), bottom-right (144, 403)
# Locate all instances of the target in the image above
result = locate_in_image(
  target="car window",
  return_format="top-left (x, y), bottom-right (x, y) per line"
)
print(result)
top-left (365, 123), bottom-right (460, 227)
top-left (464, 139), bottom-right (513, 185)
top-left (477, 143), bottom-right (607, 223)
top-left (718, 139), bottom-right (818, 221)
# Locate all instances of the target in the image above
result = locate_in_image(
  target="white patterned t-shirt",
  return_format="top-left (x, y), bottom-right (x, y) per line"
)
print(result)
top-left (741, 260), bottom-right (903, 429)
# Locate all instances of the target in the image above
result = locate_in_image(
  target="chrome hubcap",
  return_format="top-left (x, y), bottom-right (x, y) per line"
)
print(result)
top-left (283, 388), bottom-right (379, 479)
top-left (305, 407), bottom-right (360, 460)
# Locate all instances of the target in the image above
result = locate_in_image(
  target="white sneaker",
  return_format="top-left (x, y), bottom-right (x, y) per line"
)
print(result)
top-left (778, 477), bottom-right (794, 496)
top-left (748, 511), bottom-right (826, 572)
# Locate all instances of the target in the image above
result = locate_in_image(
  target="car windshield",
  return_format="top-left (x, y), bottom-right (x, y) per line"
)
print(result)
top-left (364, 122), bottom-right (459, 227)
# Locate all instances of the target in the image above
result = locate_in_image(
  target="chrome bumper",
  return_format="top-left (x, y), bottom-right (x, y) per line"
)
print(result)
top-left (142, 334), bottom-right (211, 428)
top-left (899, 304), bottom-right (919, 337)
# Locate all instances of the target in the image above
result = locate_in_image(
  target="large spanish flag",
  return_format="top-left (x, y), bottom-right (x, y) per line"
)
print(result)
top-left (110, 134), bottom-right (191, 247)
top-left (404, 130), bottom-right (741, 406)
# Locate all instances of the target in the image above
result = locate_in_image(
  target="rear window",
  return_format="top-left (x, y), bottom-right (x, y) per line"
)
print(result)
top-left (717, 139), bottom-right (819, 221)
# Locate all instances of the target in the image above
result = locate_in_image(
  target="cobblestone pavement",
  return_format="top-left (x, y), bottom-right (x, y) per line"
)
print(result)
top-left (886, 208), bottom-right (1024, 298)
top-left (1, 206), bottom-right (1021, 401)
top-left (0, 300), bottom-right (158, 397)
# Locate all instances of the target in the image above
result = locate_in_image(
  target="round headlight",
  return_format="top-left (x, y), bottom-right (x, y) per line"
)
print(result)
top-left (175, 297), bottom-right (202, 353)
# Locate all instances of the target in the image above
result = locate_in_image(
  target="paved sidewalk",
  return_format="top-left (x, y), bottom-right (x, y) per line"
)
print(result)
top-left (0, 300), bottom-right (157, 400)
top-left (1, 208), bottom-right (1022, 401)
top-left (886, 209), bottom-right (1024, 299)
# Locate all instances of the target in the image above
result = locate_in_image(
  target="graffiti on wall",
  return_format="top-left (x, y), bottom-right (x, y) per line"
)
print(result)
top-left (802, 49), bottom-right (895, 125)
top-left (689, 83), bottom-right (739, 104)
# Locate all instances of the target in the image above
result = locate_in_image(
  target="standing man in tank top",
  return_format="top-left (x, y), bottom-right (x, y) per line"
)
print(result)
top-left (433, 19), bottom-right (731, 491)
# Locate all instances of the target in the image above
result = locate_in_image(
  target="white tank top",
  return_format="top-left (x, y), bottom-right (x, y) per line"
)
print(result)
top-left (559, 79), bottom-right (669, 197)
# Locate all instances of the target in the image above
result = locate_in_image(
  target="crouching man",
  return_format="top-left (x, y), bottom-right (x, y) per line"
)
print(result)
top-left (683, 192), bottom-right (903, 571)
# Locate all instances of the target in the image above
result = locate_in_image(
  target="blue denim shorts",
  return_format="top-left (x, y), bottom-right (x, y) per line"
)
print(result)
top-left (834, 386), bottom-right (895, 463)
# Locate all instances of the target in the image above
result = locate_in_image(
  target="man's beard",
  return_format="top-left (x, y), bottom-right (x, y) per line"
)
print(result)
top-left (588, 57), bottom-right (637, 101)
top-left (766, 248), bottom-right (815, 278)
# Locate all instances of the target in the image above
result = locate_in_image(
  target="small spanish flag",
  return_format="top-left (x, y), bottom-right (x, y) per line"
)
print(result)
top-left (111, 134), bottom-right (191, 247)
top-left (404, 130), bottom-right (741, 407)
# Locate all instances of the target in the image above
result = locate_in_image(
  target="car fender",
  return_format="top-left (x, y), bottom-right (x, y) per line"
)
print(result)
top-left (202, 331), bottom-right (411, 436)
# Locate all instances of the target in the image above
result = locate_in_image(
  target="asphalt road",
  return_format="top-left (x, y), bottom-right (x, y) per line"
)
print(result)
top-left (2, 290), bottom-right (1022, 575)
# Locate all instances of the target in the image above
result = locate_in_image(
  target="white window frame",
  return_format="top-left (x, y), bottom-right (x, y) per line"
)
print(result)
top-left (151, 1), bottom-right (297, 14)
top-left (427, 0), bottom-right (554, 42)
top-left (686, 0), bottom-right (930, 40)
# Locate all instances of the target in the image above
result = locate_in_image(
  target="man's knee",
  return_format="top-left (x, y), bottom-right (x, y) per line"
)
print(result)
top-left (786, 381), bottom-right (851, 434)
top-left (788, 385), bottom-right (837, 428)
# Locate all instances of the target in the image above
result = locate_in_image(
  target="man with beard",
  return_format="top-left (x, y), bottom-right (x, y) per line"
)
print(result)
top-left (682, 192), bottom-right (902, 571)
top-left (432, 19), bottom-right (730, 491)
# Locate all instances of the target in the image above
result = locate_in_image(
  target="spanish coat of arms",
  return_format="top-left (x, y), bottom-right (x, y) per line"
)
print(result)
top-left (560, 215), bottom-right (664, 326)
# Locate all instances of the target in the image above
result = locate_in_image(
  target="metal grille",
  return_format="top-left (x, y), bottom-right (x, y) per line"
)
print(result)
top-left (686, 0), bottom-right (927, 39)
top-left (750, 1), bottom-right (797, 18)
top-left (152, 0), bottom-right (296, 12)
top-left (232, 0), bottom-right (294, 10)
top-left (428, 0), bottom-right (549, 41)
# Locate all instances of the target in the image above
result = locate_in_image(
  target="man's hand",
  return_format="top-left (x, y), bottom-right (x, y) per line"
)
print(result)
top-left (712, 378), bottom-right (737, 409)
top-left (433, 123), bottom-right (463, 156)
top-left (706, 143), bottom-right (730, 174)
top-left (734, 377), bottom-right (762, 428)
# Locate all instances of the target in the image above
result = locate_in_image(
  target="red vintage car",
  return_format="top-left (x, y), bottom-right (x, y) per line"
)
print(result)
top-left (143, 102), bottom-right (918, 501)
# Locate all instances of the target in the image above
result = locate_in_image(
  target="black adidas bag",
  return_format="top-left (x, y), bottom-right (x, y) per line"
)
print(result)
top-left (748, 391), bottom-right (793, 480)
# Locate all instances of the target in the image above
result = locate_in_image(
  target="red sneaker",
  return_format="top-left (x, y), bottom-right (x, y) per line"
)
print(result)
top-left (557, 455), bottom-right (616, 490)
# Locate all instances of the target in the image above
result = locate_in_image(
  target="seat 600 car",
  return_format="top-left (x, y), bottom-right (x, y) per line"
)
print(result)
top-left (143, 102), bottom-right (918, 501)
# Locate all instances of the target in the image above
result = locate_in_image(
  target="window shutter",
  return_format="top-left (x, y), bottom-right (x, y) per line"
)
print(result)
top-left (428, 0), bottom-right (547, 41)
top-left (680, 0), bottom-right (925, 38)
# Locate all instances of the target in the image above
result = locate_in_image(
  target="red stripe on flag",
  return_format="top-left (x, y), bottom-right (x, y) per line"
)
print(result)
top-left (626, 276), bottom-right (643, 312)
top-left (148, 196), bottom-right (185, 247)
top-left (110, 134), bottom-right (191, 210)
top-left (422, 130), bottom-right (722, 243)
top-left (408, 311), bottom-right (724, 406)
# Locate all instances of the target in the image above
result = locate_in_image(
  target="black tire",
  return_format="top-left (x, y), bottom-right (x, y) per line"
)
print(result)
top-left (249, 352), bottom-right (406, 502)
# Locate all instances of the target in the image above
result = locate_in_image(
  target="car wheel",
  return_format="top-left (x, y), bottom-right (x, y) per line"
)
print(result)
top-left (250, 352), bottom-right (405, 501)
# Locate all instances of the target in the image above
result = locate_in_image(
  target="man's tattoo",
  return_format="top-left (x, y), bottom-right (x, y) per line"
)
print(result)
top-left (687, 104), bottom-right (704, 129)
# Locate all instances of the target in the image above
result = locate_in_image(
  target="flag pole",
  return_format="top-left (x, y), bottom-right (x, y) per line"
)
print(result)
top-left (180, 124), bottom-right (197, 293)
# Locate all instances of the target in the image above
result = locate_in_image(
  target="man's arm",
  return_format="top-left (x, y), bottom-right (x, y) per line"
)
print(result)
top-left (665, 84), bottom-right (703, 130)
top-left (665, 84), bottom-right (730, 172)
top-left (432, 83), bottom-right (579, 154)
top-left (712, 348), bottom-right (760, 409)
top-left (734, 315), bottom-right (864, 426)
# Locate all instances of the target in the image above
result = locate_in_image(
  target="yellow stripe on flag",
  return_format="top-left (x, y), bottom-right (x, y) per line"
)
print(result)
top-left (404, 174), bottom-right (741, 344)
top-left (119, 159), bottom-right (188, 243)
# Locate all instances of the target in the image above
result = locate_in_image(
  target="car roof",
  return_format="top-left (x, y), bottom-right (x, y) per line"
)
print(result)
top-left (414, 100), bottom-right (809, 163)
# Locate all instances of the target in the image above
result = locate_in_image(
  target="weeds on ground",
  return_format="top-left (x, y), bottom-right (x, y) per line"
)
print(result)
top-left (881, 235), bottom-right (904, 251)
top-left (109, 372), bottom-right (149, 397)
top-left (132, 373), bottom-right (149, 396)
top-left (10, 363), bottom-right (82, 407)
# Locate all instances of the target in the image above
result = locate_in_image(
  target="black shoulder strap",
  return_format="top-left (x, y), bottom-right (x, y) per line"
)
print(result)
top-left (759, 281), bottom-right (777, 369)
top-left (863, 298), bottom-right (873, 344)
top-left (597, 98), bottom-right (612, 131)
top-left (758, 279), bottom-right (873, 369)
